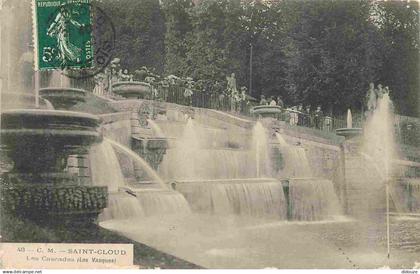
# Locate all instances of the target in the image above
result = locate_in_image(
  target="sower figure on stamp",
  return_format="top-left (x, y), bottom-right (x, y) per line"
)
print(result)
top-left (47, 4), bottom-right (86, 66)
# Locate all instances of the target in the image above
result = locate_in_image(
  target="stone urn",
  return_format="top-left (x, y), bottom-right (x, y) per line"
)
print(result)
top-left (112, 81), bottom-right (151, 99)
top-left (39, 87), bottom-right (87, 110)
top-left (251, 105), bottom-right (283, 119)
top-left (0, 109), bottom-right (107, 225)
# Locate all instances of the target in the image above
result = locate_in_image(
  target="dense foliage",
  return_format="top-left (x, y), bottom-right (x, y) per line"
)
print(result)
top-left (12, 0), bottom-right (418, 116)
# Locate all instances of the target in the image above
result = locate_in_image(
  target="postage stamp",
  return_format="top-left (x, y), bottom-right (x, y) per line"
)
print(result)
top-left (33, 0), bottom-right (94, 71)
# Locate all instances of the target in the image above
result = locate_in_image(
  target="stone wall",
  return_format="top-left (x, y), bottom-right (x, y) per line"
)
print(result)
top-left (99, 112), bottom-right (132, 147)
top-left (109, 99), bottom-right (345, 188)
top-left (106, 98), bottom-right (420, 216)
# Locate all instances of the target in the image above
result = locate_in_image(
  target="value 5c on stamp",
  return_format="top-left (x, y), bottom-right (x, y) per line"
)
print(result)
top-left (33, 0), bottom-right (93, 70)
top-left (0, 243), bottom-right (136, 269)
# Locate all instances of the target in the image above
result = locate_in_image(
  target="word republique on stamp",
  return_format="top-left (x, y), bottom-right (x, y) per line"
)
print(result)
top-left (34, 0), bottom-right (93, 70)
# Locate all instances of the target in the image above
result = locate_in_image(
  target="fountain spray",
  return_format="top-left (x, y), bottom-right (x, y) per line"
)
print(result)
top-left (362, 92), bottom-right (396, 262)
top-left (347, 109), bottom-right (352, 129)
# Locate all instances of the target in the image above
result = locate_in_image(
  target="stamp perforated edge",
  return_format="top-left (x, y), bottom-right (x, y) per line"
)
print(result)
top-left (30, 0), bottom-right (96, 72)
top-left (32, 0), bottom-right (39, 71)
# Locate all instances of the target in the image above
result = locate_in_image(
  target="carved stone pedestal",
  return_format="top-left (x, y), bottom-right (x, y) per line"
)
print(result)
top-left (131, 136), bottom-right (168, 179)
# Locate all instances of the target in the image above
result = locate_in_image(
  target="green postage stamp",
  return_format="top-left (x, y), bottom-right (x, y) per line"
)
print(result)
top-left (33, 0), bottom-right (93, 70)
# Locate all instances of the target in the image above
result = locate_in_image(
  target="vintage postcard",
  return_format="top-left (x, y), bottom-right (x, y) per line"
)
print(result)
top-left (0, 0), bottom-right (419, 271)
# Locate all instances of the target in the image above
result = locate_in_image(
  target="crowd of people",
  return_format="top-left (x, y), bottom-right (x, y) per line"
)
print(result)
top-left (92, 58), bottom-right (338, 131)
top-left (258, 95), bottom-right (330, 130)
top-left (93, 58), bottom-right (253, 114)
top-left (90, 59), bottom-right (418, 146)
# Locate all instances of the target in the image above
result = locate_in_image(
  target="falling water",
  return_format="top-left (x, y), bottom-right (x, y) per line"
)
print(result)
top-left (175, 179), bottom-right (287, 219)
top-left (157, 116), bottom-right (341, 221)
top-left (275, 133), bottom-right (312, 178)
top-left (275, 133), bottom-right (342, 220)
top-left (44, 99), bottom-right (54, 109)
top-left (48, 70), bottom-right (70, 87)
top-left (252, 122), bottom-right (271, 178)
top-left (288, 178), bottom-right (341, 221)
top-left (362, 93), bottom-right (397, 181)
top-left (161, 118), bottom-right (199, 179)
top-left (90, 140), bottom-right (148, 220)
top-left (90, 138), bottom-right (191, 220)
top-left (135, 189), bottom-right (191, 216)
top-left (105, 137), bottom-right (167, 188)
top-left (147, 119), bottom-right (166, 138)
top-left (90, 141), bottom-right (125, 192)
top-left (160, 119), bottom-right (272, 180)
top-left (158, 118), bottom-right (286, 218)
top-left (160, 119), bottom-right (273, 180)
top-left (160, 149), bottom-right (260, 180)
top-left (100, 192), bottom-right (146, 221)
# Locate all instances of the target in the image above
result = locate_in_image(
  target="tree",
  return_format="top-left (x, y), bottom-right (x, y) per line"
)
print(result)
top-left (185, 0), bottom-right (229, 81)
top-left (95, 0), bottom-right (418, 117)
top-left (161, 0), bottom-right (194, 76)
top-left (373, 0), bottom-right (419, 116)
top-left (284, 0), bottom-right (383, 115)
top-left (98, 0), bottom-right (166, 73)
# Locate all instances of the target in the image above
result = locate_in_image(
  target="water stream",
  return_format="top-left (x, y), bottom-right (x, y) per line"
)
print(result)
top-left (275, 133), bottom-right (312, 178)
top-left (274, 132), bottom-right (342, 220)
top-left (90, 138), bottom-right (191, 220)
top-left (147, 118), bottom-right (166, 138)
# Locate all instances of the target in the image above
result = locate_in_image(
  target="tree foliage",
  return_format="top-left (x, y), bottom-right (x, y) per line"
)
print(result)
top-left (98, 0), bottom-right (166, 74)
top-left (100, 0), bottom-right (419, 116)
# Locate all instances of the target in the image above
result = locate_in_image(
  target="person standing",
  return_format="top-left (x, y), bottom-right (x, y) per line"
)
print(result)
top-left (240, 86), bottom-right (248, 114)
top-left (93, 73), bottom-right (105, 96)
top-left (227, 73), bottom-right (238, 112)
top-left (120, 69), bottom-right (131, 81)
top-left (314, 106), bottom-right (324, 130)
top-left (269, 96), bottom-right (277, 106)
top-left (184, 78), bottom-right (194, 106)
top-left (289, 106), bottom-right (298, 125)
top-left (304, 105), bottom-right (312, 127)
top-left (297, 104), bottom-right (304, 126)
top-left (260, 95), bottom-right (268, 105)
top-left (231, 88), bottom-right (240, 113)
top-left (366, 82), bottom-right (377, 112)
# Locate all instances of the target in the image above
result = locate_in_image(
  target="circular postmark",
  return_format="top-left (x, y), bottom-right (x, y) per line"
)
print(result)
top-left (45, 1), bottom-right (116, 79)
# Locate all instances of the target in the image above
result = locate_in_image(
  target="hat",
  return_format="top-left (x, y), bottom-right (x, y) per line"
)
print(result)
top-left (111, 58), bottom-right (120, 64)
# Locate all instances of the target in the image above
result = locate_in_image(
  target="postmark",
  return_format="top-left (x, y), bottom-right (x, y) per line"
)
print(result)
top-left (33, 0), bottom-right (115, 79)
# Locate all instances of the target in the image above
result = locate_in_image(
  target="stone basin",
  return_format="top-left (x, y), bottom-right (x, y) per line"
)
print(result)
top-left (335, 128), bottom-right (362, 139)
top-left (112, 81), bottom-right (151, 99)
top-left (39, 87), bottom-right (87, 110)
top-left (1, 109), bottom-right (102, 173)
top-left (0, 109), bottom-right (107, 224)
top-left (251, 105), bottom-right (283, 118)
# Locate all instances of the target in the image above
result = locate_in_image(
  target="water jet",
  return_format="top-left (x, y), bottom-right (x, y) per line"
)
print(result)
top-left (112, 81), bottom-right (151, 99)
